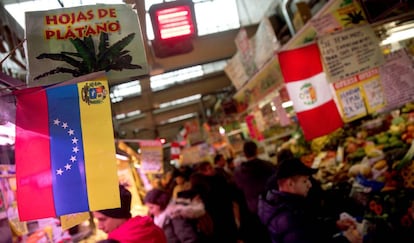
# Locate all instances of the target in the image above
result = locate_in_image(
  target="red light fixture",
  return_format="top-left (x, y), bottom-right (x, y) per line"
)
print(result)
top-left (150, 0), bottom-right (197, 41)
top-left (155, 5), bottom-right (195, 40)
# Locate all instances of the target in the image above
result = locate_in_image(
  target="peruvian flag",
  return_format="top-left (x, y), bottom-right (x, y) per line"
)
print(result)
top-left (171, 141), bottom-right (181, 160)
top-left (278, 43), bottom-right (343, 140)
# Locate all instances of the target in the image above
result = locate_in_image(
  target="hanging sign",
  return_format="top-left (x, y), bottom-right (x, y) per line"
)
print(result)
top-left (233, 57), bottom-right (284, 108)
top-left (25, 4), bottom-right (148, 86)
top-left (318, 24), bottom-right (384, 83)
top-left (225, 18), bottom-right (279, 91)
top-left (251, 18), bottom-right (280, 69)
top-left (272, 95), bottom-right (292, 127)
top-left (379, 49), bottom-right (414, 112)
top-left (140, 140), bottom-right (163, 174)
top-left (332, 68), bottom-right (385, 122)
top-left (245, 114), bottom-right (264, 141)
top-left (224, 52), bottom-right (250, 90)
top-left (310, 1), bottom-right (367, 35)
top-left (234, 28), bottom-right (258, 77)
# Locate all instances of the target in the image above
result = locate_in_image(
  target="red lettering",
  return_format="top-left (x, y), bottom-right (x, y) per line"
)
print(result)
top-left (45, 30), bottom-right (55, 39)
top-left (64, 28), bottom-right (76, 39)
top-left (59, 14), bottom-right (71, 24)
top-left (45, 15), bottom-right (57, 25)
top-left (84, 25), bottom-right (97, 36)
top-left (109, 8), bottom-right (117, 18)
top-left (96, 23), bottom-right (108, 33)
top-left (98, 9), bottom-right (108, 18)
top-left (87, 10), bottom-right (94, 20)
top-left (74, 27), bottom-right (85, 37)
top-left (57, 30), bottom-right (64, 40)
top-left (108, 22), bottom-right (120, 32)
top-left (77, 11), bottom-right (88, 22)
top-left (71, 12), bottom-right (75, 24)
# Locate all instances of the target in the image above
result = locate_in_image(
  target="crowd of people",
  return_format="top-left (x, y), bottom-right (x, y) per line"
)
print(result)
top-left (94, 140), bottom-right (363, 243)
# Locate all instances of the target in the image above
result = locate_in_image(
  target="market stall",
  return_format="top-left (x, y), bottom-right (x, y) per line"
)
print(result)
top-left (219, 0), bottom-right (414, 240)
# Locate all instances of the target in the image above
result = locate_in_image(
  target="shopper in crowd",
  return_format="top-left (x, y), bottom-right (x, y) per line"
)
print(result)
top-left (258, 157), bottom-right (362, 243)
top-left (226, 157), bottom-right (236, 174)
top-left (190, 161), bottom-right (239, 243)
top-left (161, 170), bottom-right (176, 196)
top-left (171, 171), bottom-right (191, 200)
top-left (93, 185), bottom-right (166, 243)
top-left (144, 188), bottom-right (205, 243)
top-left (233, 140), bottom-right (276, 243)
top-left (234, 140), bottom-right (277, 214)
top-left (213, 154), bottom-right (233, 182)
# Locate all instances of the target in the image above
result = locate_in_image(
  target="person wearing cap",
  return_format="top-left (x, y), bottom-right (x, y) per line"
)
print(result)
top-left (92, 185), bottom-right (167, 243)
top-left (258, 158), bottom-right (362, 243)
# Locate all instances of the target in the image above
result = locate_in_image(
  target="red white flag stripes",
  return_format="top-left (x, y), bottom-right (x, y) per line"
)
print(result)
top-left (278, 43), bottom-right (343, 140)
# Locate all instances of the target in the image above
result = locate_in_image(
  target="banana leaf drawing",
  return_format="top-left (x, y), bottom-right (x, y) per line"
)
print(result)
top-left (34, 32), bottom-right (142, 80)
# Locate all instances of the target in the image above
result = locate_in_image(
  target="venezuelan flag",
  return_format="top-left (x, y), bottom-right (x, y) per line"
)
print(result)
top-left (14, 79), bottom-right (120, 221)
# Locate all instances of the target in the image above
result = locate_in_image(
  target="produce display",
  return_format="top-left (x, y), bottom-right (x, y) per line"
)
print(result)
top-left (278, 103), bottom-right (414, 241)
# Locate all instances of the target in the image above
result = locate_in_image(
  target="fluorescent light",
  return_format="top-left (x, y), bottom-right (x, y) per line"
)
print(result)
top-left (381, 28), bottom-right (414, 46)
top-left (159, 94), bottom-right (201, 108)
top-left (0, 136), bottom-right (14, 145)
top-left (0, 122), bottom-right (15, 145)
top-left (282, 101), bottom-right (293, 108)
top-left (0, 122), bottom-right (15, 137)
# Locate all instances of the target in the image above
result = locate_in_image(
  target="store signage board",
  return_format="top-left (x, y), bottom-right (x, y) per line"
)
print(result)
top-left (332, 67), bottom-right (386, 122)
top-left (181, 143), bottom-right (213, 166)
top-left (233, 57), bottom-right (284, 110)
top-left (282, 0), bottom-right (367, 51)
top-left (251, 18), bottom-right (280, 70)
top-left (272, 95), bottom-right (292, 127)
top-left (379, 49), bottom-right (414, 112)
top-left (225, 52), bottom-right (250, 90)
top-left (235, 28), bottom-right (258, 77)
top-left (139, 140), bottom-right (163, 174)
top-left (311, 1), bottom-right (368, 35)
top-left (317, 24), bottom-right (385, 83)
top-left (25, 4), bottom-right (148, 87)
top-left (60, 212), bottom-right (90, 230)
top-left (226, 18), bottom-right (279, 91)
top-left (245, 114), bottom-right (264, 141)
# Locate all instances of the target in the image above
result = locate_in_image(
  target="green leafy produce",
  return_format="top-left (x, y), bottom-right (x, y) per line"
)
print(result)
top-left (394, 140), bottom-right (414, 170)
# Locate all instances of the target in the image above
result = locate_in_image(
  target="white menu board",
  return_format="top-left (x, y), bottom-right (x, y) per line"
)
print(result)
top-left (318, 25), bottom-right (384, 82)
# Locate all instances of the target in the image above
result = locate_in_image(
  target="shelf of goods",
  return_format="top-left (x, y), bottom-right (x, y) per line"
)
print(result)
top-left (226, 0), bottom-right (414, 239)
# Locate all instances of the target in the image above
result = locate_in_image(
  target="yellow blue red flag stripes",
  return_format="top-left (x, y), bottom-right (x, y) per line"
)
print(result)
top-left (14, 79), bottom-right (120, 221)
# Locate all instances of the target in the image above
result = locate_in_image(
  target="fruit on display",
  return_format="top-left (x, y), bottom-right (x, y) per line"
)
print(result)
top-left (401, 124), bottom-right (414, 144)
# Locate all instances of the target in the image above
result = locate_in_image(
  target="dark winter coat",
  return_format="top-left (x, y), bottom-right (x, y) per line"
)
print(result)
top-left (190, 173), bottom-right (239, 243)
top-left (233, 158), bottom-right (276, 214)
top-left (232, 158), bottom-right (276, 243)
top-left (258, 190), bottom-right (349, 243)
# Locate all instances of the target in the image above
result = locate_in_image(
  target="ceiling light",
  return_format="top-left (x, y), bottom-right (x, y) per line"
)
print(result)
top-left (381, 27), bottom-right (414, 46)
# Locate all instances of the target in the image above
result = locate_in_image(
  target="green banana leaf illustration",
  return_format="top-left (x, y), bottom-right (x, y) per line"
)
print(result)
top-left (34, 32), bottom-right (142, 80)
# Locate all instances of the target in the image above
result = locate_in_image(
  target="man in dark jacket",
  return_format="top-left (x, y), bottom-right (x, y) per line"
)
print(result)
top-left (234, 140), bottom-right (276, 214)
top-left (258, 158), bottom-right (362, 243)
top-left (233, 140), bottom-right (276, 243)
